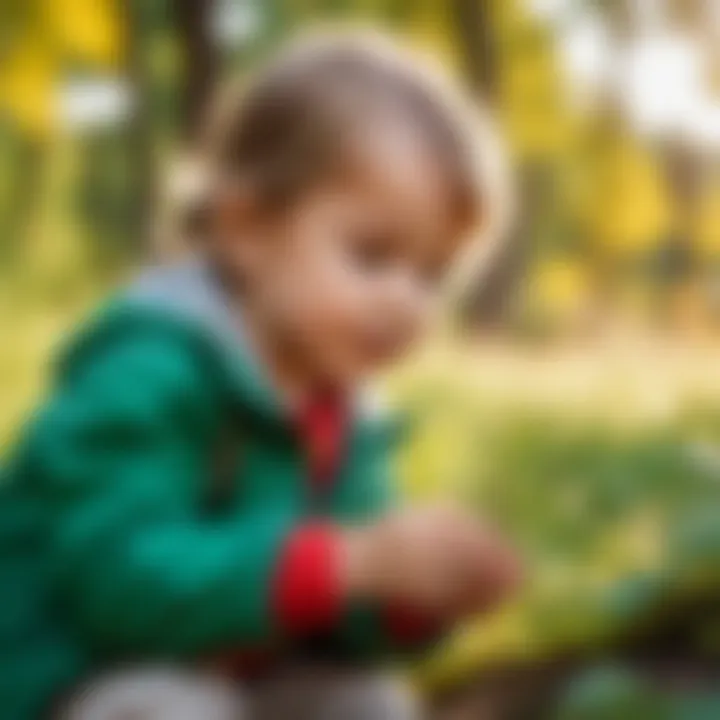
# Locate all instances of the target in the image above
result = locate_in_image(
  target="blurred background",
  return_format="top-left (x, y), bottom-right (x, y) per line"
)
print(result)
top-left (2, 1), bottom-right (720, 717)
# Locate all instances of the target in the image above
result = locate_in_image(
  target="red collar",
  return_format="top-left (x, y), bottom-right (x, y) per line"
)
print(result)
top-left (296, 392), bottom-right (348, 490)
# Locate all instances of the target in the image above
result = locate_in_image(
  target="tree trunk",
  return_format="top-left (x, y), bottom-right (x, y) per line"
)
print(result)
top-left (125, 0), bottom-right (155, 257)
top-left (449, 0), bottom-right (519, 328)
top-left (449, 0), bottom-right (498, 100)
top-left (175, 0), bottom-right (219, 144)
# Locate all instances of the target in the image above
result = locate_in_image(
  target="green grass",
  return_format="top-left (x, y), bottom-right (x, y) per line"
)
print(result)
top-left (391, 342), bottom-right (720, 686)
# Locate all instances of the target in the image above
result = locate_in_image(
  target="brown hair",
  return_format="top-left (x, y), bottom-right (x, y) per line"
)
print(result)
top-left (179, 31), bottom-right (488, 245)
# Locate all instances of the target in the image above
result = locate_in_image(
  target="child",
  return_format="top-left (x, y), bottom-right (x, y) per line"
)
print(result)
top-left (0, 32), bottom-right (520, 719)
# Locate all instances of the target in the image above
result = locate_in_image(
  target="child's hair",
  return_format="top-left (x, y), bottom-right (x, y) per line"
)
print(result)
top-left (166, 30), bottom-right (510, 267)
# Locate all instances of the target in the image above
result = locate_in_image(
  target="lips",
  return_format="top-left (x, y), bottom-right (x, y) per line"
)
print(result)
top-left (359, 331), bottom-right (404, 364)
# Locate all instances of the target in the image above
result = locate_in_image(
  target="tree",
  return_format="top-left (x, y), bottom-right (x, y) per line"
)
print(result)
top-left (449, 0), bottom-right (570, 327)
top-left (0, 0), bottom-right (127, 275)
top-left (0, 0), bottom-right (125, 137)
top-left (450, 0), bottom-right (498, 100)
top-left (174, 0), bottom-right (219, 142)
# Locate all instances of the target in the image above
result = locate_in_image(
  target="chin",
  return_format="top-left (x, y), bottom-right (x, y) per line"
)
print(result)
top-left (319, 351), bottom-right (394, 388)
top-left (323, 361), bottom-right (376, 388)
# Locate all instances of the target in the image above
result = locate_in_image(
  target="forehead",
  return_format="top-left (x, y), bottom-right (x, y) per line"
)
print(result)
top-left (337, 115), bottom-right (461, 246)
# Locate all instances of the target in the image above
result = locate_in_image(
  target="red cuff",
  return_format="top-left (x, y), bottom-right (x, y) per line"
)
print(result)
top-left (385, 604), bottom-right (444, 644)
top-left (273, 524), bottom-right (344, 635)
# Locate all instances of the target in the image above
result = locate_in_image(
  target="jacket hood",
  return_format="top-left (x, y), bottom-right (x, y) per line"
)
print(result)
top-left (124, 257), bottom-right (283, 424)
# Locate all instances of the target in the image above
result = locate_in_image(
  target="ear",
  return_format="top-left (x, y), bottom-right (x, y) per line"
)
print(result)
top-left (208, 179), bottom-right (265, 275)
top-left (212, 179), bottom-right (253, 242)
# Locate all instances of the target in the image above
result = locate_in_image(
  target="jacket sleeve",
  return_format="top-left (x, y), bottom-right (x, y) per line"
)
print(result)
top-left (21, 323), bottom-right (296, 657)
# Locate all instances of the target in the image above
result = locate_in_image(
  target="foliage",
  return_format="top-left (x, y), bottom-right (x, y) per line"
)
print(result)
top-left (389, 343), bottom-right (720, 687)
top-left (557, 665), bottom-right (720, 720)
top-left (2, 0), bottom-right (720, 709)
top-left (3, 0), bottom-right (720, 330)
top-left (0, 0), bottom-right (125, 136)
top-left (557, 666), bottom-right (665, 720)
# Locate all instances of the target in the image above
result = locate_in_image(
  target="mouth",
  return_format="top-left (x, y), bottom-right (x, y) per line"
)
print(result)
top-left (360, 332), bottom-right (404, 364)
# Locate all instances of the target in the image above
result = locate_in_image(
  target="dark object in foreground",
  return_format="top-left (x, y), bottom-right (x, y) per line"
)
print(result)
top-left (434, 590), bottom-right (720, 720)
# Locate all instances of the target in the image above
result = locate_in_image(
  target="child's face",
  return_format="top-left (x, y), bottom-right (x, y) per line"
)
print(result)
top-left (216, 125), bottom-right (463, 387)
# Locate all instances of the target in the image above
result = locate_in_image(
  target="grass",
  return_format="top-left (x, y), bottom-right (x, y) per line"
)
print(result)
top-left (391, 339), bottom-right (720, 687)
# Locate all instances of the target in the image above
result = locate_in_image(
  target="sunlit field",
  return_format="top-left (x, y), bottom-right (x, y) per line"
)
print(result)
top-left (393, 339), bottom-right (720, 690)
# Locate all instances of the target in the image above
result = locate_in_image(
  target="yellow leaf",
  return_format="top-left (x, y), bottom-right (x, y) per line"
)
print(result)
top-left (691, 180), bottom-right (720, 258)
top-left (47, 0), bottom-right (125, 67)
top-left (405, 0), bottom-right (460, 70)
top-left (0, 43), bottom-right (56, 137)
top-left (586, 137), bottom-right (673, 255)
top-left (529, 257), bottom-right (591, 319)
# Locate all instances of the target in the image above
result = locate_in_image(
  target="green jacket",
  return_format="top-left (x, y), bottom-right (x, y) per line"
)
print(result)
top-left (0, 261), bottom-right (432, 719)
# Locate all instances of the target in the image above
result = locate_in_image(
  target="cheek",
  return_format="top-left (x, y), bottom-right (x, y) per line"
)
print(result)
top-left (265, 243), bottom-right (369, 343)
top-left (385, 289), bottom-right (434, 355)
top-left (303, 253), bottom-right (376, 338)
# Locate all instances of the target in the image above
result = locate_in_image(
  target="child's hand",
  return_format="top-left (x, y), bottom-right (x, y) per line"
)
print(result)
top-left (341, 506), bottom-right (522, 616)
top-left (448, 519), bottom-right (523, 618)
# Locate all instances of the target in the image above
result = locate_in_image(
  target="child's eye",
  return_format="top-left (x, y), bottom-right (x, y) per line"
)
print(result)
top-left (347, 232), bottom-right (397, 271)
